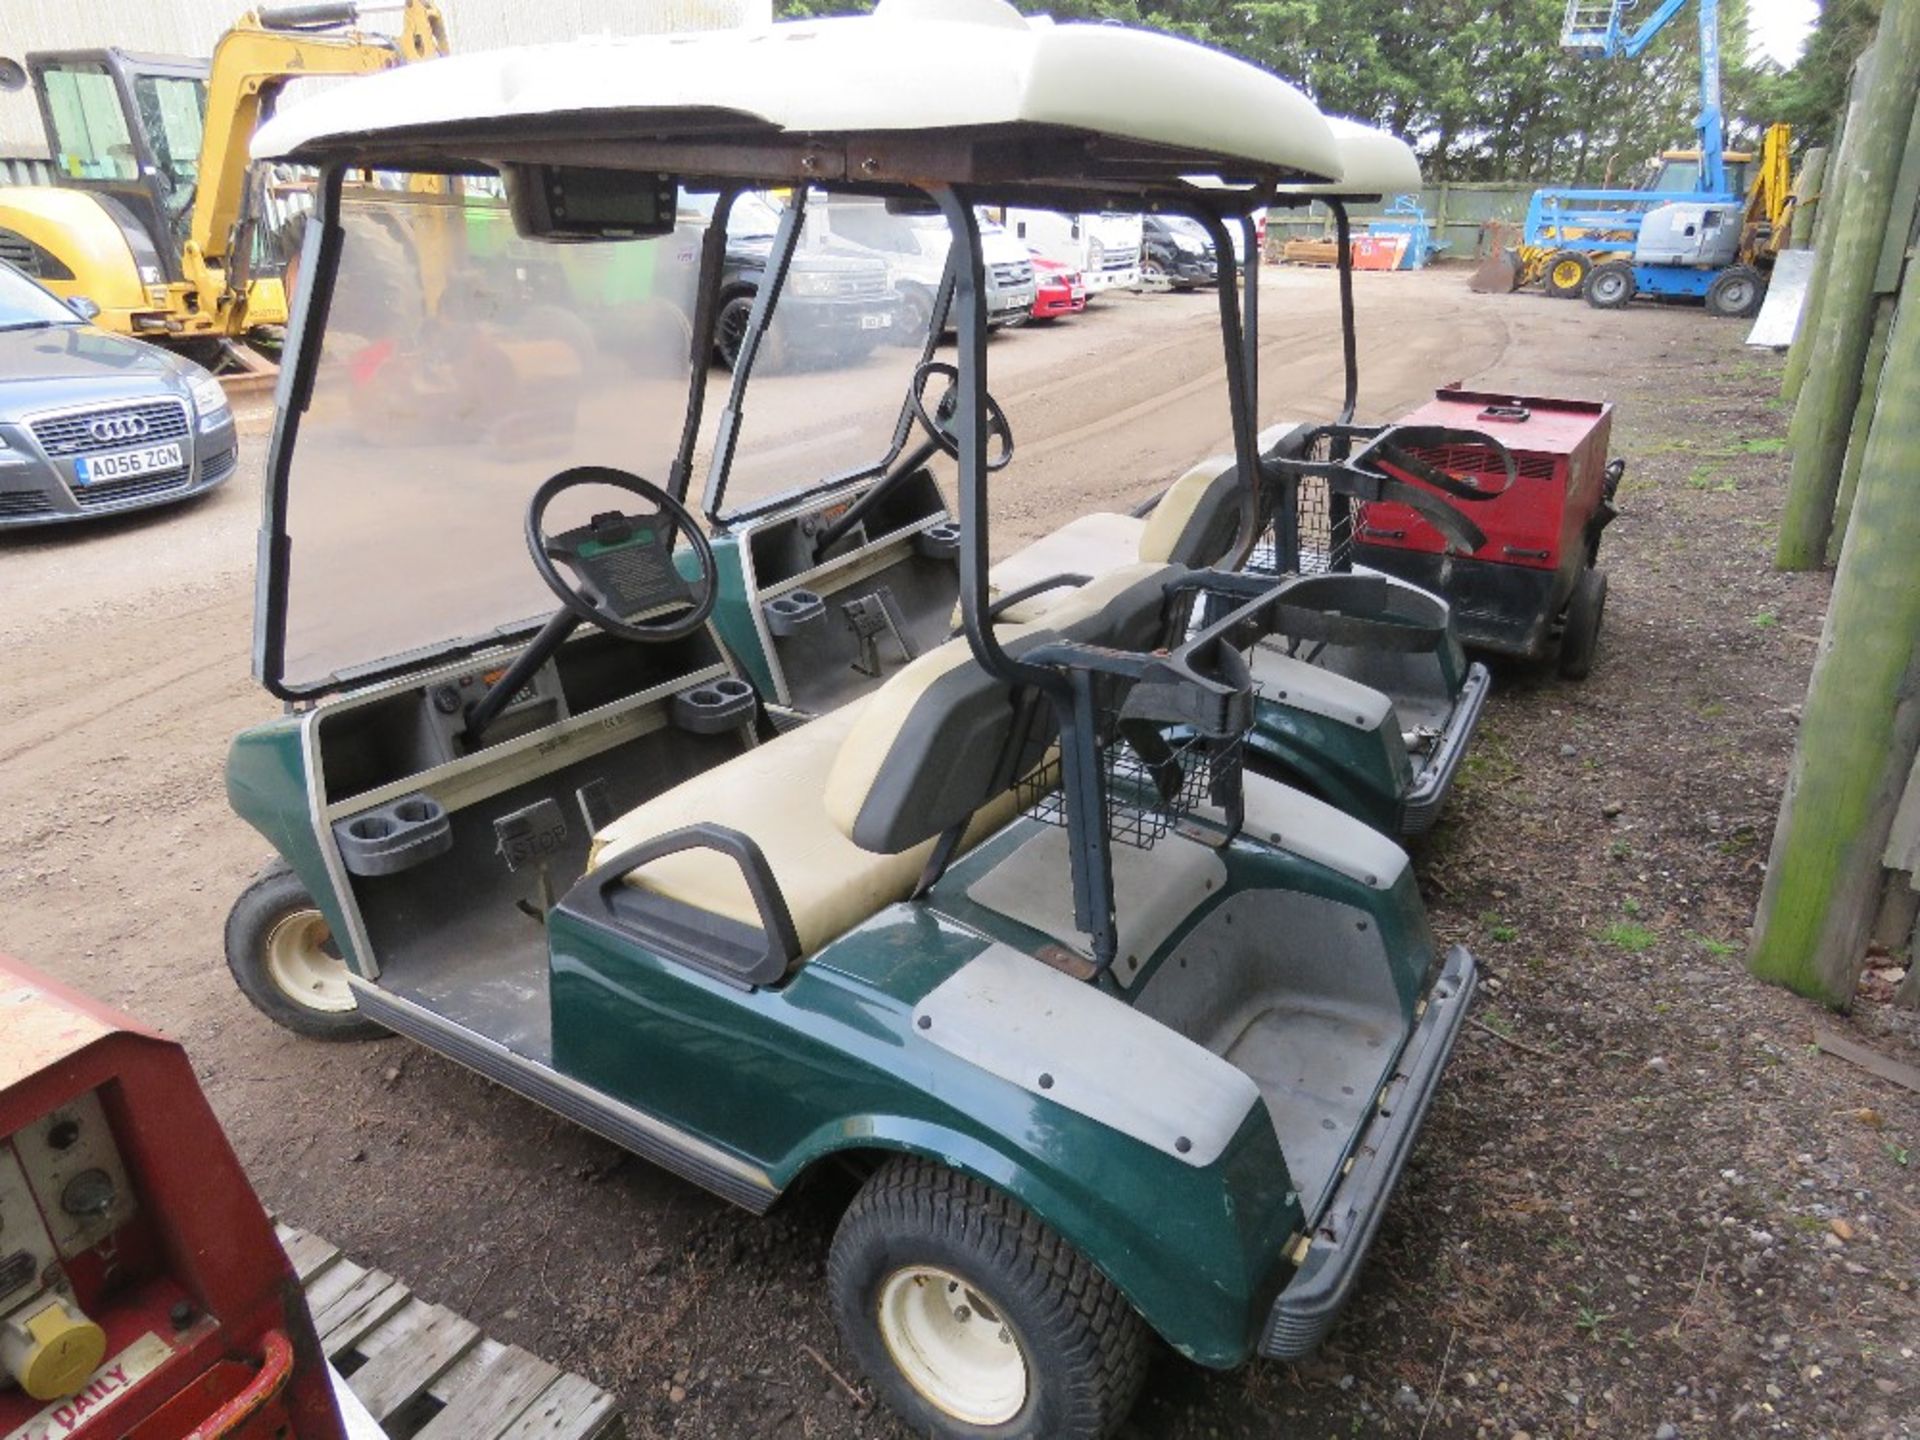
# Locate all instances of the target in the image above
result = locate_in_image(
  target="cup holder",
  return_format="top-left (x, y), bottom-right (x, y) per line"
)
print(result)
top-left (916, 521), bottom-right (961, 560)
top-left (672, 675), bottom-right (757, 734)
top-left (763, 589), bottom-right (825, 637)
top-left (332, 791), bottom-right (453, 877)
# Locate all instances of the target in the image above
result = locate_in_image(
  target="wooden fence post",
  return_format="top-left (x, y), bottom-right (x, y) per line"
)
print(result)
top-left (1784, 146), bottom-right (1828, 250)
top-left (1827, 295), bottom-right (1896, 563)
top-left (1776, 0), bottom-right (1920, 570)
top-left (1782, 49), bottom-right (1874, 405)
top-left (1750, 278), bottom-right (1920, 1006)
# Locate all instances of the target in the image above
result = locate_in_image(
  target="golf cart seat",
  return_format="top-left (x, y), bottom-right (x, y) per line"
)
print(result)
top-left (591, 562), bottom-right (1180, 961)
top-left (982, 424), bottom-right (1325, 623)
top-left (982, 455), bottom-right (1237, 622)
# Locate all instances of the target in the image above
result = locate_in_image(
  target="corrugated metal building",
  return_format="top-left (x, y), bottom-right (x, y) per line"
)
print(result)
top-left (1, 0), bottom-right (772, 156)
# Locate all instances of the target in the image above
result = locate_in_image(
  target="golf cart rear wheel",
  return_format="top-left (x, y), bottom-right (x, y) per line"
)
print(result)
top-left (1543, 250), bottom-right (1590, 299)
top-left (225, 862), bottom-right (382, 1041)
top-left (1558, 567), bottom-right (1608, 680)
top-left (1705, 265), bottom-right (1765, 319)
top-left (829, 1157), bottom-right (1149, 1439)
top-left (1585, 262), bottom-right (1636, 310)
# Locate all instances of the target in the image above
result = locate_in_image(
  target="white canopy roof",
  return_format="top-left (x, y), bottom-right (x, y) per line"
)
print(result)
top-left (253, 0), bottom-right (1343, 190)
top-left (1274, 117), bottom-right (1423, 198)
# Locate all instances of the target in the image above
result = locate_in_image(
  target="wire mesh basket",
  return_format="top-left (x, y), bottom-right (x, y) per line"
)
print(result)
top-left (1252, 433), bottom-right (1353, 577)
top-left (1018, 706), bottom-right (1249, 850)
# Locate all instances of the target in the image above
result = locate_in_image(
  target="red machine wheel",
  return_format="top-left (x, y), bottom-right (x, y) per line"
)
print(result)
top-left (1558, 568), bottom-right (1608, 680)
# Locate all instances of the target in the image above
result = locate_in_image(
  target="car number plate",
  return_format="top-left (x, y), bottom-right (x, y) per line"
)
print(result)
top-left (75, 441), bottom-right (184, 485)
top-left (859, 312), bottom-right (892, 331)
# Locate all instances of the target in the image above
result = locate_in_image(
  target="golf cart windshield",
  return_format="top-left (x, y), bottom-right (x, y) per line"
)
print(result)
top-left (276, 176), bottom-right (706, 692)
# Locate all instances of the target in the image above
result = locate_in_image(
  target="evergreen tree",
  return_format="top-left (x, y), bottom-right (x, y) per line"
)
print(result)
top-left (780, 0), bottom-right (1854, 180)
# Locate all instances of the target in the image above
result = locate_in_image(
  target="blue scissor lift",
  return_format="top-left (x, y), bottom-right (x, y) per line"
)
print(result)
top-left (1525, 0), bottom-right (1768, 315)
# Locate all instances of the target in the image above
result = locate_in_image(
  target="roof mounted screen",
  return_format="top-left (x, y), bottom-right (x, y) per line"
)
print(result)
top-left (507, 165), bottom-right (678, 240)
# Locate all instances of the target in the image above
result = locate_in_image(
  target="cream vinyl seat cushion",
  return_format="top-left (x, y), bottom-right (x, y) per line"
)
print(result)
top-left (590, 702), bottom-right (1021, 957)
top-left (983, 456), bottom-right (1238, 623)
top-left (590, 563), bottom-right (1181, 960)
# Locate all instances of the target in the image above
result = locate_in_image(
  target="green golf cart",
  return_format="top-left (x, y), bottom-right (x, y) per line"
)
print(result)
top-left (224, 4), bottom-right (1478, 1436)
top-left (965, 125), bottom-right (1504, 838)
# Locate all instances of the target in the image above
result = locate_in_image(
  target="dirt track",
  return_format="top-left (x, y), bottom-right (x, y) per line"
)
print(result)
top-left (3, 268), bottom-right (1914, 1439)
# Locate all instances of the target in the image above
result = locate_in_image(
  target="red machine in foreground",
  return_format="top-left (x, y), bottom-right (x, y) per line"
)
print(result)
top-left (0, 959), bottom-right (344, 1440)
top-left (1356, 386), bottom-right (1622, 678)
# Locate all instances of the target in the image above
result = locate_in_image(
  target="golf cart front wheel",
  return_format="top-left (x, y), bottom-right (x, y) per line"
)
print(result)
top-left (225, 862), bottom-right (383, 1041)
top-left (1585, 262), bottom-right (1636, 310)
top-left (829, 1157), bottom-right (1149, 1439)
top-left (1558, 568), bottom-right (1608, 680)
top-left (1543, 250), bottom-right (1590, 299)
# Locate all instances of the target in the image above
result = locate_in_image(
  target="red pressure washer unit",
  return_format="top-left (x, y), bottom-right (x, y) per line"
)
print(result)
top-left (0, 957), bottom-right (344, 1440)
top-left (1353, 385), bottom-right (1622, 678)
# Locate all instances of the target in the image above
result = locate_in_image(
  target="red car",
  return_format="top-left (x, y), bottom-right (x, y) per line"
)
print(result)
top-left (1028, 251), bottom-right (1086, 319)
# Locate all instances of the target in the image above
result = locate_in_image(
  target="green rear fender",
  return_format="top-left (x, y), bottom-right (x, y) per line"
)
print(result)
top-left (1246, 699), bottom-right (1411, 834)
top-left (774, 1089), bottom-right (1300, 1369)
top-left (549, 903), bottom-right (1303, 1368)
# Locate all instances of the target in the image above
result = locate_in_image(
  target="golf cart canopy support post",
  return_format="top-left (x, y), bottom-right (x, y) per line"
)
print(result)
top-left (670, 183), bottom-right (743, 506)
top-left (703, 191), bottom-right (809, 520)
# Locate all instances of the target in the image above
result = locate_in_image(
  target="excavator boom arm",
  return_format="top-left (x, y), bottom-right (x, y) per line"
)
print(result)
top-left (188, 0), bottom-right (448, 265)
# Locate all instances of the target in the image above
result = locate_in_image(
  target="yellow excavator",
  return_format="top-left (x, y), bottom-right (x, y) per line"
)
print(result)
top-left (0, 0), bottom-right (448, 358)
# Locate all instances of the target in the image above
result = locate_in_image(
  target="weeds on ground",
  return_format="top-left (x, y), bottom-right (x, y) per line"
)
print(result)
top-left (1602, 920), bottom-right (1658, 953)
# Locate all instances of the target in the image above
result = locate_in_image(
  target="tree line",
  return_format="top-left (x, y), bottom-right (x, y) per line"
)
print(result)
top-left (780, 0), bottom-right (1878, 183)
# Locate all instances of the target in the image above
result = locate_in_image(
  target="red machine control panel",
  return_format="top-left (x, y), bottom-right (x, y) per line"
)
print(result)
top-left (0, 961), bottom-right (343, 1440)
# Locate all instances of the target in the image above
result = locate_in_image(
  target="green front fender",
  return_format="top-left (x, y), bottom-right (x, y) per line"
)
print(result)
top-left (773, 1101), bottom-right (1300, 1369)
top-left (226, 715), bottom-right (364, 972)
top-left (703, 534), bottom-right (777, 697)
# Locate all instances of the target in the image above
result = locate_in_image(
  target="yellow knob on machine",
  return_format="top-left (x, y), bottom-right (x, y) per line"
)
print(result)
top-left (1, 1296), bottom-right (108, 1402)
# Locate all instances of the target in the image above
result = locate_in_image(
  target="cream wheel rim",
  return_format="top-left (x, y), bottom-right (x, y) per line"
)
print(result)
top-left (264, 908), bottom-right (356, 1013)
top-left (876, 1265), bottom-right (1027, 1425)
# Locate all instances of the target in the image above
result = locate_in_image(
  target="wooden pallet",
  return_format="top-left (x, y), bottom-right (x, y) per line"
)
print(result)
top-left (277, 1221), bottom-right (623, 1440)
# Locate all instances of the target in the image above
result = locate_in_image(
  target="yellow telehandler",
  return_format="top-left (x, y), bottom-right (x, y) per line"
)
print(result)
top-left (0, 0), bottom-right (447, 359)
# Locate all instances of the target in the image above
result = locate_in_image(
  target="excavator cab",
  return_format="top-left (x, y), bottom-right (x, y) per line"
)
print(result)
top-left (27, 50), bottom-right (210, 281)
top-left (0, 0), bottom-right (448, 351)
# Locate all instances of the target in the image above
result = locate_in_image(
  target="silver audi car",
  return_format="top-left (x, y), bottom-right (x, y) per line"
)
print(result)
top-left (0, 260), bottom-right (239, 528)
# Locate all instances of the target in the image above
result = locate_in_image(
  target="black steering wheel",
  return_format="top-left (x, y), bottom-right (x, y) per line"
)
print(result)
top-left (909, 360), bottom-right (1014, 473)
top-left (526, 466), bottom-right (717, 643)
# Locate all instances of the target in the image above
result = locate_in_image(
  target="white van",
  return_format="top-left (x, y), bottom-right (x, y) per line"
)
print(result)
top-left (992, 208), bottom-right (1143, 295)
top-left (817, 198), bottom-right (1037, 332)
